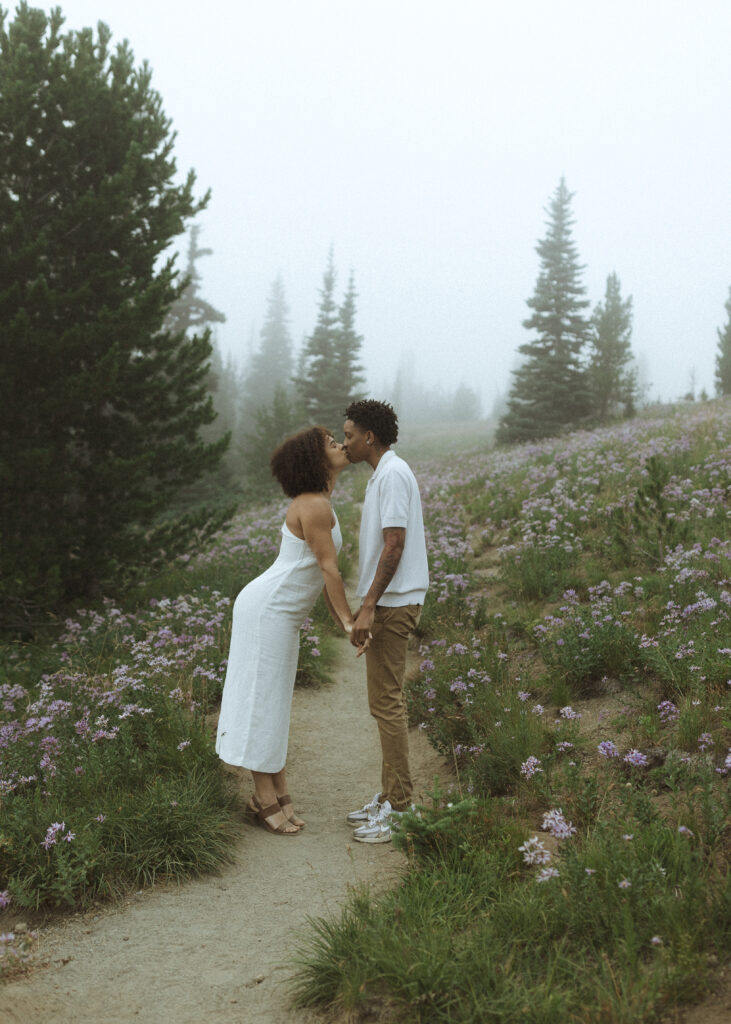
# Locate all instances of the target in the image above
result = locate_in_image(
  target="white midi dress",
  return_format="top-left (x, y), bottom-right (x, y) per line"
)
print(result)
top-left (215, 514), bottom-right (342, 772)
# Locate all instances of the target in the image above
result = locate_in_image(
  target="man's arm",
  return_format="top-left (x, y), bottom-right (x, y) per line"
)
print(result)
top-left (350, 527), bottom-right (405, 646)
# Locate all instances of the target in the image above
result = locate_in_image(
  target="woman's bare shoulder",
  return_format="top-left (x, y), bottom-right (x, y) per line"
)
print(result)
top-left (290, 492), bottom-right (330, 511)
top-left (288, 492), bottom-right (332, 532)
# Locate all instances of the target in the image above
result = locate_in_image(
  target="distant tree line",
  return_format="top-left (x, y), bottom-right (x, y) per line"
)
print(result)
top-left (4, 5), bottom-right (727, 625)
top-left (497, 179), bottom-right (638, 444)
top-left (188, 248), bottom-right (368, 496)
top-left (190, 250), bottom-right (484, 497)
top-left (498, 178), bottom-right (731, 445)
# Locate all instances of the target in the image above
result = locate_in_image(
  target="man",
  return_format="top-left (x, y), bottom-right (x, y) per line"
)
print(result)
top-left (342, 399), bottom-right (429, 844)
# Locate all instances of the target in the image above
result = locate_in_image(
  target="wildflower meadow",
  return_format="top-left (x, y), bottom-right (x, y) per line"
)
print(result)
top-left (0, 494), bottom-right (344, 957)
top-left (1, 402), bottom-right (728, 1018)
top-left (292, 401), bottom-right (731, 1023)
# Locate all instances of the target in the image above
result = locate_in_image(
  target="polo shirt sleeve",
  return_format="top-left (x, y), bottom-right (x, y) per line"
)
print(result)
top-left (379, 468), bottom-right (410, 528)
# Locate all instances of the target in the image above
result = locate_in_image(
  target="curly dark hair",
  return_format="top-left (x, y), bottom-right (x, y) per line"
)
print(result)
top-left (270, 426), bottom-right (331, 498)
top-left (343, 399), bottom-right (398, 446)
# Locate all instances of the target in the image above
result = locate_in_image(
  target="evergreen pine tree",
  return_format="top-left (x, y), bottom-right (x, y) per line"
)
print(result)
top-left (0, 6), bottom-right (227, 618)
top-left (240, 273), bottom-right (294, 433)
top-left (294, 251), bottom-right (343, 427)
top-left (333, 271), bottom-right (366, 413)
top-left (588, 272), bottom-right (637, 420)
top-left (497, 179), bottom-right (592, 444)
top-left (243, 384), bottom-right (306, 493)
top-left (165, 226), bottom-right (226, 338)
top-left (165, 226), bottom-right (234, 481)
top-left (715, 286), bottom-right (731, 396)
top-left (295, 253), bottom-right (366, 429)
top-left (452, 383), bottom-right (482, 421)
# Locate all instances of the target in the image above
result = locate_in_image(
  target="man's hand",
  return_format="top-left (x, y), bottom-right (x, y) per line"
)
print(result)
top-left (350, 604), bottom-right (375, 647)
top-left (345, 620), bottom-right (371, 657)
top-left (354, 636), bottom-right (371, 658)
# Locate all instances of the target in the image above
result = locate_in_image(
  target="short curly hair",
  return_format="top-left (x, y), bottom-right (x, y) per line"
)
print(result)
top-left (270, 426), bottom-right (331, 498)
top-left (343, 399), bottom-right (398, 446)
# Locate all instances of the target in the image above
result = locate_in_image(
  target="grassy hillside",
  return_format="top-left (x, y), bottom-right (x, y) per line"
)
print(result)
top-left (292, 401), bottom-right (730, 1023)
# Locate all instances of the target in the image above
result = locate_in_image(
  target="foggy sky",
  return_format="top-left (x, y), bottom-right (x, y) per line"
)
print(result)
top-left (28, 0), bottom-right (731, 407)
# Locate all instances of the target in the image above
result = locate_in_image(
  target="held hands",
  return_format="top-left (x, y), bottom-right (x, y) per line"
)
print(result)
top-left (344, 621), bottom-right (372, 657)
top-left (349, 605), bottom-right (375, 656)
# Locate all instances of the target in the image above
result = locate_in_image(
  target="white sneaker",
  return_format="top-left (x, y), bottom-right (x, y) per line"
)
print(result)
top-left (346, 792), bottom-right (381, 826)
top-left (352, 801), bottom-right (393, 844)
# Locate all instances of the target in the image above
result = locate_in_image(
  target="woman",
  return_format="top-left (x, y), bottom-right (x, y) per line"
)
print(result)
top-left (215, 426), bottom-right (359, 836)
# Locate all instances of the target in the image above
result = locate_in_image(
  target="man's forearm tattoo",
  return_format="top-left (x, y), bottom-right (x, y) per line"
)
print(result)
top-left (372, 546), bottom-right (402, 598)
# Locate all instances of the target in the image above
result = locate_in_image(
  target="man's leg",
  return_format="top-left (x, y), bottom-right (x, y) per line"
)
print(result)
top-left (365, 604), bottom-right (421, 811)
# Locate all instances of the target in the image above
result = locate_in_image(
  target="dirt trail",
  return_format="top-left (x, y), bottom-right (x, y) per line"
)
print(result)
top-left (0, 632), bottom-right (450, 1024)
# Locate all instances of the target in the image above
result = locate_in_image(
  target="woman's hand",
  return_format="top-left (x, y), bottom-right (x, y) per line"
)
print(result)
top-left (343, 621), bottom-right (369, 656)
top-left (354, 632), bottom-right (372, 657)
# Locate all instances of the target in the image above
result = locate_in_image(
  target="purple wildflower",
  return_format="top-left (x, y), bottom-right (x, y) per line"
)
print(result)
top-left (41, 822), bottom-right (66, 849)
top-left (598, 740), bottom-right (619, 758)
top-left (623, 748), bottom-right (648, 767)
top-left (559, 706), bottom-right (581, 720)
top-left (518, 836), bottom-right (551, 865)
top-left (541, 808), bottom-right (577, 839)
top-left (657, 700), bottom-right (679, 723)
top-left (520, 756), bottom-right (543, 778)
top-left (536, 867), bottom-right (560, 882)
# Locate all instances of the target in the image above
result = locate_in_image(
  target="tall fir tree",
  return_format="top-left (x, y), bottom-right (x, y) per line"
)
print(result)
top-left (240, 273), bottom-right (294, 433)
top-left (497, 179), bottom-right (592, 444)
top-left (295, 252), bottom-right (365, 429)
top-left (452, 382), bottom-right (482, 421)
top-left (165, 225), bottom-right (226, 338)
top-left (165, 226), bottom-right (235, 477)
top-left (242, 384), bottom-right (306, 493)
top-left (0, 6), bottom-right (228, 619)
top-left (333, 270), bottom-right (366, 410)
top-left (588, 272), bottom-right (637, 420)
top-left (715, 286), bottom-right (731, 396)
top-left (295, 251), bottom-right (342, 426)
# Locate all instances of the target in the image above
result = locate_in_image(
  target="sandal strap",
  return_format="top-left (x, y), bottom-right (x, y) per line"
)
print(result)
top-left (258, 801), bottom-right (281, 819)
top-left (277, 793), bottom-right (292, 807)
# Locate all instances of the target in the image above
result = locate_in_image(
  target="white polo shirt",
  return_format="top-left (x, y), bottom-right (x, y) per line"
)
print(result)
top-left (356, 450), bottom-right (429, 607)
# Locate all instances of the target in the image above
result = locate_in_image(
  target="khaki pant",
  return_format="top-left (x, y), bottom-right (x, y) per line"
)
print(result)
top-left (365, 604), bottom-right (421, 812)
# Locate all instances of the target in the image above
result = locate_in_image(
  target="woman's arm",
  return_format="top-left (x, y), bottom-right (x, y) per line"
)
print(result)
top-left (298, 496), bottom-right (354, 630)
top-left (321, 584), bottom-right (347, 630)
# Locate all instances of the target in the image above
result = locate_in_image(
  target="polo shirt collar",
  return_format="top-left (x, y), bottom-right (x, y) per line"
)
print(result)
top-left (370, 449), bottom-right (395, 481)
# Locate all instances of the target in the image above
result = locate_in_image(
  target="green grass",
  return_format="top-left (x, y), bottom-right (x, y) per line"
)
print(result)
top-left (290, 402), bottom-right (731, 1022)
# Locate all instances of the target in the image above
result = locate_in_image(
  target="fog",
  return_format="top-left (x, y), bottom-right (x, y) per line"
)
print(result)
top-left (43, 0), bottom-right (731, 407)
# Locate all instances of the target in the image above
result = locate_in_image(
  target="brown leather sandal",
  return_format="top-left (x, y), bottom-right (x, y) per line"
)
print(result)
top-left (248, 795), bottom-right (299, 836)
top-left (277, 793), bottom-right (305, 829)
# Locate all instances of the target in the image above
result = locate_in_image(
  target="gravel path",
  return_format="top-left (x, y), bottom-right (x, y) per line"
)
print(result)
top-left (0, 633), bottom-right (449, 1024)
